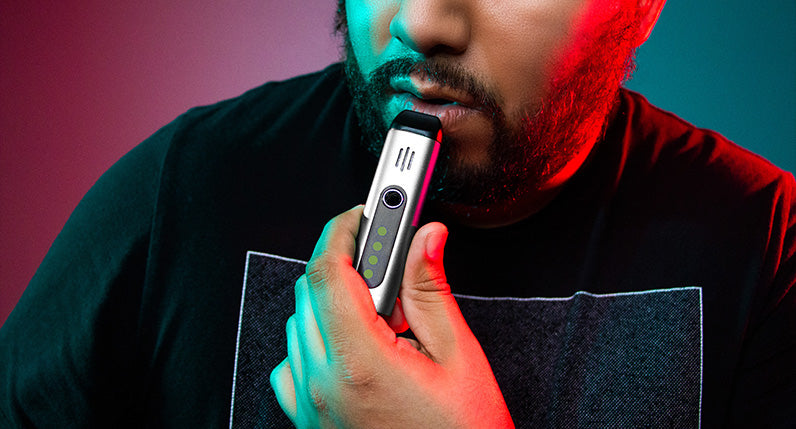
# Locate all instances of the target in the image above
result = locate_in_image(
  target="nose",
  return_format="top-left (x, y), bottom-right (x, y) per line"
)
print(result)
top-left (389, 0), bottom-right (470, 56)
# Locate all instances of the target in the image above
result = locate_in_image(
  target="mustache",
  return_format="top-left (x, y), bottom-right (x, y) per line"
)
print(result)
top-left (368, 57), bottom-right (502, 115)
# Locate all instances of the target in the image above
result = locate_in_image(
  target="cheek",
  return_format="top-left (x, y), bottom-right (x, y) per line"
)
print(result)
top-left (473, 1), bottom-right (588, 116)
top-left (345, 0), bottom-right (396, 75)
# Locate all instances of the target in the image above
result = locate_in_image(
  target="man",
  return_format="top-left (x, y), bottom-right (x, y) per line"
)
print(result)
top-left (1, 0), bottom-right (793, 427)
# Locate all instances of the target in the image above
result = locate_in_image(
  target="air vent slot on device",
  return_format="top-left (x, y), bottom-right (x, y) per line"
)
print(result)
top-left (395, 146), bottom-right (415, 172)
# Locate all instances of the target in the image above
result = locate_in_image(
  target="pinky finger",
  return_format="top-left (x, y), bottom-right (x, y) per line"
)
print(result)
top-left (270, 359), bottom-right (298, 424)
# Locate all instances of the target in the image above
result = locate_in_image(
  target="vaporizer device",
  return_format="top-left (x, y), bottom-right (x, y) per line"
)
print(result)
top-left (354, 110), bottom-right (442, 316)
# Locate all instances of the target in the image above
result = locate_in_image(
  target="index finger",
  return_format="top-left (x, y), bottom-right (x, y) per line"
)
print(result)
top-left (304, 205), bottom-right (394, 358)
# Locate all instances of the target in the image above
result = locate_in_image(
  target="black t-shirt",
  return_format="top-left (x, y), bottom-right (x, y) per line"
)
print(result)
top-left (1, 63), bottom-right (794, 427)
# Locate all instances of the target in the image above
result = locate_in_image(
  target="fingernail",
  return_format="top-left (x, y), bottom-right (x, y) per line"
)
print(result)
top-left (425, 227), bottom-right (448, 262)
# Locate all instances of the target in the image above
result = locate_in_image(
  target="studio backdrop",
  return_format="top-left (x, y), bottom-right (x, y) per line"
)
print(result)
top-left (1, 1), bottom-right (794, 325)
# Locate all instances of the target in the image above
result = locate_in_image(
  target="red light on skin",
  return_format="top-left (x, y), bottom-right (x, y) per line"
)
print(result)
top-left (271, 207), bottom-right (514, 427)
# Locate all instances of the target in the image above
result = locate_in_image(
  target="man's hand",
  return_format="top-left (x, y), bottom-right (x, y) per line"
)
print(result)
top-left (269, 206), bottom-right (513, 428)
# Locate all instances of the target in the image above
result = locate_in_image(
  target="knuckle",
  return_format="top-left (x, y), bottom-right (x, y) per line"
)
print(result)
top-left (404, 278), bottom-right (454, 314)
top-left (305, 253), bottom-right (334, 289)
top-left (411, 274), bottom-right (450, 296)
top-left (306, 379), bottom-right (329, 415)
top-left (306, 220), bottom-right (343, 286)
top-left (336, 352), bottom-right (378, 391)
top-left (305, 211), bottom-right (358, 290)
top-left (412, 260), bottom-right (448, 291)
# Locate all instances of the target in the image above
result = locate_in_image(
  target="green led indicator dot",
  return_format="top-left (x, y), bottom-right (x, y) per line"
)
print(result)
top-left (378, 226), bottom-right (387, 236)
top-left (363, 269), bottom-right (373, 279)
top-left (368, 255), bottom-right (378, 265)
top-left (373, 241), bottom-right (383, 251)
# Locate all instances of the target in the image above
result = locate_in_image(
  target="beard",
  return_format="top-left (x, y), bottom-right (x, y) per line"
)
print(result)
top-left (340, 7), bottom-right (640, 208)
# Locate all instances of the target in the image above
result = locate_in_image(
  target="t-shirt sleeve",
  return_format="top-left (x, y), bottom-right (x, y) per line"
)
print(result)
top-left (0, 121), bottom-right (174, 427)
top-left (728, 170), bottom-right (796, 426)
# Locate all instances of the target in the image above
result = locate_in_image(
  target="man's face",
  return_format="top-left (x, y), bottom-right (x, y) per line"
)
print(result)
top-left (340, 0), bottom-right (641, 212)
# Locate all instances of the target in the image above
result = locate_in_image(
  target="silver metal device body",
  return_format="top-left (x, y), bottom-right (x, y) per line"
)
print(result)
top-left (354, 123), bottom-right (440, 316)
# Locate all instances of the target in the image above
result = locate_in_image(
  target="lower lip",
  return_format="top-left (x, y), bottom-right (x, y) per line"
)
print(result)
top-left (391, 93), bottom-right (486, 132)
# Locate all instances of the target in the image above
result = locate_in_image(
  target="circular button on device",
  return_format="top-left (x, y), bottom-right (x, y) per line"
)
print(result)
top-left (382, 188), bottom-right (404, 209)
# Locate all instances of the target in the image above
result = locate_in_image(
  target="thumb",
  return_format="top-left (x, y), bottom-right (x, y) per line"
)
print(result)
top-left (400, 222), bottom-right (468, 362)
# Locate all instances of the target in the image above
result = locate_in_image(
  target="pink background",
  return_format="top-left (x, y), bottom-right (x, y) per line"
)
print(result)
top-left (2, 3), bottom-right (794, 326)
top-left (1, 1), bottom-right (340, 325)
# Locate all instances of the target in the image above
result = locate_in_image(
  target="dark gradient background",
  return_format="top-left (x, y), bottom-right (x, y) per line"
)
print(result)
top-left (2, 2), bottom-right (794, 325)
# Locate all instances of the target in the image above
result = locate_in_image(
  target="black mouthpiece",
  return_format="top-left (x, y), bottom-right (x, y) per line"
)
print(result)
top-left (390, 110), bottom-right (443, 142)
